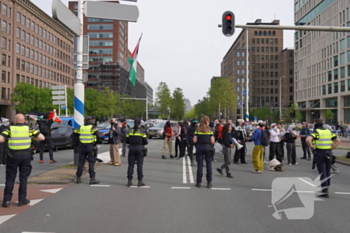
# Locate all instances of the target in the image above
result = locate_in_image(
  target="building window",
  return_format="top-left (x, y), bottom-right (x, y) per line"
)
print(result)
top-left (340, 53), bottom-right (345, 65)
top-left (322, 85), bottom-right (326, 95)
top-left (87, 24), bottom-right (113, 30)
top-left (1, 54), bottom-right (6, 66)
top-left (328, 83), bottom-right (332, 94)
top-left (237, 52), bottom-right (240, 57)
top-left (17, 12), bottom-right (21, 22)
top-left (334, 55), bottom-right (338, 67)
top-left (341, 67), bottom-right (345, 78)
top-left (237, 60), bottom-right (240, 65)
top-left (326, 98), bottom-right (337, 107)
top-left (334, 82), bottom-right (338, 93)
top-left (340, 39), bottom-right (345, 51)
top-left (1, 71), bottom-right (6, 82)
top-left (334, 69), bottom-right (338, 80)
top-left (328, 71), bottom-right (332, 81)
top-left (341, 81), bottom-right (345, 92)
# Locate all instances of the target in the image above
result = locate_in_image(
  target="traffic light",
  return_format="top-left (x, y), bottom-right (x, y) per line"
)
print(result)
top-left (222, 11), bottom-right (235, 36)
top-left (290, 110), bottom-right (295, 118)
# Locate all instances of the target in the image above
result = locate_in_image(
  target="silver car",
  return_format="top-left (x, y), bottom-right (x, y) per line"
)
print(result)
top-left (148, 121), bottom-right (177, 139)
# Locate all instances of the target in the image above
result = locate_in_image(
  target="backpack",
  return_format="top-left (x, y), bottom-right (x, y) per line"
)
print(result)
top-left (38, 120), bottom-right (51, 135)
top-left (260, 129), bottom-right (270, 146)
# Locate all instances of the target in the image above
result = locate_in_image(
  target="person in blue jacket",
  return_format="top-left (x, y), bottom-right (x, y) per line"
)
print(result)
top-left (248, 121), bottom-right (264, 173)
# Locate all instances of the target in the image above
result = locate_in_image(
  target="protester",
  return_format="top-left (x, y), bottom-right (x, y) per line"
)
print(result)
top-left (285, 125), bottom-right (298, 165)
top-left (120, 119), bottom-right (129, 157)
top-left (299, 122), bottom-right (311, 161)
top-left (161, 120), bottom-right (173, 159)
top-left (233, 119), bottom-right (247, 164)
top-left (269, 123), bottom-right (282, 162)
top-left (216, 123), bottom-right (234, 178)
top-left (0, 118), bottom-right (10, 166)
top-left (109, 119), bottom-right (122, 166)
top-left (174, 122), bottom-right (182, 158)
top-left (248, 121), bottom-right (265, 173)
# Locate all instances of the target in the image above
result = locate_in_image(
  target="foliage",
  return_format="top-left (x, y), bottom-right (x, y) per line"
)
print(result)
top-left (170, 88), bottom-right (185, 120)
top-left (184, 107), bottom-right (197, 120)
top-left (250, 105), bottom-right (279, 123)
top-left (325, 109), bottom-right (334, 121)
top-left (195, 97), bottom-right (212, 117)
top-left (290, 103), bottom-right (303, 123)
top-left (208, 77), bottom-right (237, 120)
top-left (155, 82), bottom-right (172, 119)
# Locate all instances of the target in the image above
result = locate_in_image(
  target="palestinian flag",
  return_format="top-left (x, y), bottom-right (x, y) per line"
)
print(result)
top-left (128, 34), bottom-right (142, 86)
top-left (27, 110), bottom-right (62, 123)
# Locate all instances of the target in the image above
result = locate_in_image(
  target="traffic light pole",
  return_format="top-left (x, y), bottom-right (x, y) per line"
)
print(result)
top-left (245, 28), bottom-right (249, 122)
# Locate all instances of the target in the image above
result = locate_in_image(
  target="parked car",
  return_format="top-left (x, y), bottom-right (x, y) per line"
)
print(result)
top-left (31, 125), bottom-right (74, 153)
top-left (148, 121), bottom-right (177, 139)
top-left (96, 122), bottom-right (112, 143)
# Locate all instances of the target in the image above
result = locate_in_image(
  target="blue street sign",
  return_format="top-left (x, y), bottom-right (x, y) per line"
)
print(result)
top-left (243, 90), bottom-right (247, 96)
top-left (61, 105), bottom-right (67, 110)
top-left (254, 116), bottom-right (257, 121)
top-left (238, 102), bottom-right (242, 107)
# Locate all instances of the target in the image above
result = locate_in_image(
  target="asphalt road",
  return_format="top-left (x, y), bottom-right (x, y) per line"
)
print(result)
top-left (0, 139), bottom-right (350, 233)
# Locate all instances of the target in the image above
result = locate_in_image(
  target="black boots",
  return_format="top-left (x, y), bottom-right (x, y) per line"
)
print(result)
top-left (195, 183), bottom-right (201, 188)
top-left (161, 155), bottom-right (166, 159)
top-left (316, 188), bottom-right (329, 198)
top-left (207, 182), bottom-right (212, 189)
top-left (89, 178), bottom-right (100, 185)
top-left (76, 176), bottom-right (81, 184)
top-left (18, 199), bottom-right (30, 207)
top-left (127, 180), bottom-right (132, 187)
top-left (138, 179), bottom-right (145, 187)
top-left (2, 201), bottom-right (10, 207)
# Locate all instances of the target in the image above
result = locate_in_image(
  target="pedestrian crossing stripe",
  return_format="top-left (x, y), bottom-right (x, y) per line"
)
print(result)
top-left (0, 215), bottom-right (16, 225)
top-left (40, 188), bottom-right (63, 194)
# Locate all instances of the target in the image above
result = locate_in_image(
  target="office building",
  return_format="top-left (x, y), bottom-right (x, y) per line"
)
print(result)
top-left (220, 19), bottom-right (294, 120)
top-left (0, 0), bottom-right (74, 119)
top-left (294, 0), bottom-right (350, 123)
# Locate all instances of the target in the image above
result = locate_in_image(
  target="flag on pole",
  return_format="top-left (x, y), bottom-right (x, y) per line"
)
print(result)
top-left (128, 34), bottom-right (142, 86)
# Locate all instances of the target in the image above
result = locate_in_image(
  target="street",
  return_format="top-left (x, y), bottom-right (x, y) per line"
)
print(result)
top-left (0, 139), bottom-right (350, 233)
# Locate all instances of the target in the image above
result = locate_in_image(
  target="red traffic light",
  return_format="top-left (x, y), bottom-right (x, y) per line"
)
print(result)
top-left (226, 15), bottom-right (232, 20)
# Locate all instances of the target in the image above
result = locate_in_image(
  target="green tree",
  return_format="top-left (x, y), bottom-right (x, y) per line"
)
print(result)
top-left (195, 97), bottom-right (212, 117)
top-left (290, 103), bottom-right (303, 123)
top-left (155, 82), bottom-right (172, 119)
top-left (170, 88), bottom-right (185, 120)
top-left (85, 88), bottom-right (100, 116)
top-left (184, 107), bottom-right (197, 119)
top-left (93, 88), bottom-right (119, 118)
top-left (208, 77), bottom-right (237, 120)
top-left (325, 109), bottom-right (334, 123)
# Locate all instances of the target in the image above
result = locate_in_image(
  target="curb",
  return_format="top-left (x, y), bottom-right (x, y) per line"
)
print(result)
top-left (336, 160), bottom-right (350, 166)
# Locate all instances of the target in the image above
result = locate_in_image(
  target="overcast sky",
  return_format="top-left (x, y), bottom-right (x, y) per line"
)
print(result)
top-left (32, 0), bottom-right (295, 107)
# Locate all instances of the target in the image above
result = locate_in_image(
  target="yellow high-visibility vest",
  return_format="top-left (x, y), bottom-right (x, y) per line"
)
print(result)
top-left (79, 125), bottom-right (95, 144)
top-left (8, 126), bottom-right (31, 150)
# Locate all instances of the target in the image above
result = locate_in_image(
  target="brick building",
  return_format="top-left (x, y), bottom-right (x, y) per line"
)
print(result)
top-left (0, 0), bottom-right (74, 119)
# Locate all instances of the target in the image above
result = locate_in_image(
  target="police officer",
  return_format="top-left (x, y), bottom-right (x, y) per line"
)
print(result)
top-left (193, 115), bottom-right (215, 188)
top-left (0, 114), bottom-right (45, 207)
top-left (306, 118), bottom-right (340, 198)
top-left (126, 118), bottom-right (148, 187)
top-left (73, 116), bottom-right (100, 185)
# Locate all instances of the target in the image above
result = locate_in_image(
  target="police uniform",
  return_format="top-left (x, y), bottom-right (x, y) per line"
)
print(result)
top-left (194, 130), bottom-right (214, 188)
top-left (74, 119), bottom-right (100, 184)
top-left (309, 126), bottom-right (336, 197)
top-left (1, 124), bottom-right (40, 207)
top-left (126, 124), bottom-right (148, 187)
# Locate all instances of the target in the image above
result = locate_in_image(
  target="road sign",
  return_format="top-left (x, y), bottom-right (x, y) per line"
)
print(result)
top-left (84, 1), bottom-right (139, 22)
top-left (52, 91), bottom-right (65, 95)
top-left (52, 96), bottom-right (65, 100)
top-left (53, 101), bottom-right (66, 105)
top-left (238, 102), bottom-right (243, 107)
top-left (243, 90), bottom-right (247, 96)
top-left (61, 106), bottom-right (67, 110)
top-left (52, 0), bottom-right (81, 36)
top-left (254, 116), bottom-right (257, 121)
top-left (51, 85), bottom-right (66, 90)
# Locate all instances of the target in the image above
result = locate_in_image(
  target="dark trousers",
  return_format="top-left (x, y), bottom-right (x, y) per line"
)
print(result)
top-left (280, 141), bottom-right (285, 159)
top-left (315, 150), bottom-right (332, 189)
top-left (233, 144), bottom-right (246, 163)
top-left (188, 139), bottom-right (194, 163)
top-left (76, 145), bottom-right (96, 178)
top-left (196, 145), bottom-right (212, 183)
top-left (3, 152), bottom-right (32, 202)
top-left (180, 138), bottom-right (188, 158)
top-left (286, 142), bottom-right (296, 164)
top-left (0, 142), bottom-right (6, 164)
top-left (301, 139), bottom-right (311, 159)
top-left (127, 146), bottom-right (144, 180)
top-left (175, 137), bottom-right (181, 157)
top-left (39, 136), bottom-right (54, 160)
top-left (121, 141), bottom-right (127, 157)
top-left (269, 142), bottom-right (282, 162)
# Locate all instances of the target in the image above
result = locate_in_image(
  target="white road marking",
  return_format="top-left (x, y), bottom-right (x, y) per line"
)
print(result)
top-left (211, 188), bottom-right (231, 191)
top-left (90, 185), bottom-right (110, 187)
top-left (171, 187), bottom-right (191, 190)
top-left (130, 186), bottom-right (150, 188)
top-left (252, 189), bottom-right (272, 192)
top-left (40, 188), bottom-right (63, 194)
top-left (295, 191), bottom-right (315, 193)
top-left (187, 156), bottom-right (194, 184)
top-left (182, 156), bottom-right (187, 184)
top-left (0, 214), bottom-right (16, 225)
top-left (22, 232), bottom-right (55, 233)
top-left (335, 192), bottom-right (350, 195)
top-left (299, 178), bottom-right (317, 187)
top-left (0, 184), bottom-right (4, 187)
top-left (28, 199), bottom-right (44, 206)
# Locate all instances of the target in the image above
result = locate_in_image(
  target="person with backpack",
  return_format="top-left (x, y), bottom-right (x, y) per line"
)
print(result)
top-left (285, 125), bottom-right (298, 165)
top-left (31, 113), bottom-right (56, 164)
top-left (0, 118), bottom-right (10, 166)
top-left (161, 120), bottom-right (174, 159)
top-left (179, 119), bottom-right (190, 160)
top-left (248, 121), bottom-right (266, 173)
top-left (120, 119), bottom-right (130, 158)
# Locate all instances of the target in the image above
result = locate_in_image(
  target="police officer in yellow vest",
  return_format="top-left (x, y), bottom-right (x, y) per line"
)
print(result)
top-left (306, 118), bottom-right (340, 198)
top-left (0, 114), bottom-right (44, 207)
top-left (126, 118), bottom-right (148, 187)
top-left (73, 116), bottom-right (100, 184)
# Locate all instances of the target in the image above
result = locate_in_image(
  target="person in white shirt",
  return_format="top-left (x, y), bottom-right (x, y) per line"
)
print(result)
top-left (269, 123), bottom-right (282, 162)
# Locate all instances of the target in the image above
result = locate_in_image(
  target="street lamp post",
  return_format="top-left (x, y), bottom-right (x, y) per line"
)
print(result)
top-left (279, 76), bottom-right (285, 120)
